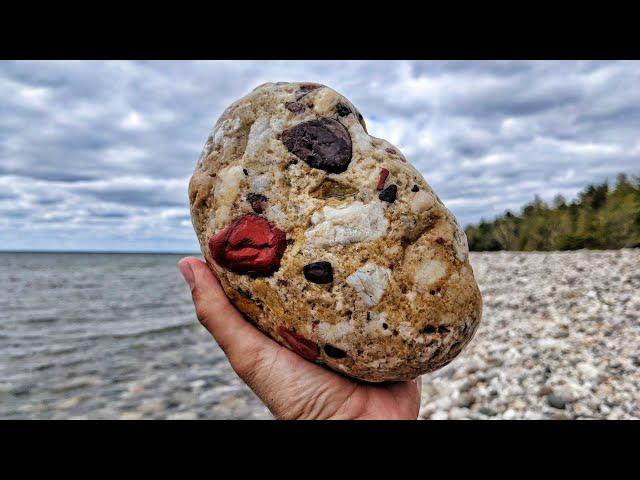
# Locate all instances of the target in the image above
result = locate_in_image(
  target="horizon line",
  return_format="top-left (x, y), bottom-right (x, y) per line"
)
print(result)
top-left (0, 250), bottom-right (202, 255)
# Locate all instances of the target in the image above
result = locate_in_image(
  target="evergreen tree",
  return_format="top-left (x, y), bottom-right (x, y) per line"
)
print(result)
top-left (465, 173), bottom-right (640, 251)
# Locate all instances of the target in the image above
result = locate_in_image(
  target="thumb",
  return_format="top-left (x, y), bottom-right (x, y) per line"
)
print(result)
top-left (177, 257), bottom-right (272, 372)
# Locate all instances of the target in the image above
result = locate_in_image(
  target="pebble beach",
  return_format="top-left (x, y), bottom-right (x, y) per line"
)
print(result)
top-left (419, 249), bottom-right (639, 420)
top-left (1, 249), bottom-right (638, 420)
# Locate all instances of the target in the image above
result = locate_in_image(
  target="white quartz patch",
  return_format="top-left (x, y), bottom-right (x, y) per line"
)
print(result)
top-left (349, 123), bottom-right (372, 151)
top-left (317, 320), bottom-right (354, 346)
top-left (364, 312), bottom-right (392, 337)
top-left (305, 201), bottom-right (388, 247)
top-left (346, 263), bottom-right (392, 307)
top-left (250, 174), bottom-right (270, 192)
top-left (244, 116), bottom-right (284, 158)
top-left (266, 204), bottom-right (288, 229)
top-left (411, 190), bottom-right (436, 214)
top-left (214, 165), bottom-right (244, 207)
top-left (199, 117), bottom-right (240, 161)
top-left (413, 258), bottom-right (447, 287)
top-left (214, 165), bottom-right (245, 226)
top-left (212, 117), bottom-right (241, 146)
top-left (397, 323), bottom-right (414, 341)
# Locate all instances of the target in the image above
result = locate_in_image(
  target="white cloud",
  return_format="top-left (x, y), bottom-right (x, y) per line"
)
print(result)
top-left (20, 86), bottom-right (50, 107)
top-left (121, 111), bottom-right (147, 130)
top-left (535, 137), bottom-right (623, 156)
top-left (1, 60), bottom-right (639, 251)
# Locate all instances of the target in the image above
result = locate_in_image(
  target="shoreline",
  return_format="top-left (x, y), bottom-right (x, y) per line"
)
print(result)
top-left (1, 249), bottom-right (638, 420)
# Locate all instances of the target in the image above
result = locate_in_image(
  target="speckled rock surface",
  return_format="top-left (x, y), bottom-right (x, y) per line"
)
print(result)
top-left (188, 82), bottom-right (482, 382)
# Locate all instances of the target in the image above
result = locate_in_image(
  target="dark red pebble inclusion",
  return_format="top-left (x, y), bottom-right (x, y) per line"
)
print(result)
top-left (295, 84), bottom-right (320, 101)
top-left (278, 327), bottom-right (320, 361)
top-left (377, 168), bottom-right (390, 190)
top-left (209, 214), bottom-right (286, 276)
top-left (285, 101), bottom-right (305, 114)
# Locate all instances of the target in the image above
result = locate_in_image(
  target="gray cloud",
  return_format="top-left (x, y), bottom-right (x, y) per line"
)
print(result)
top-left (1, 60), bottom-right (639, 251)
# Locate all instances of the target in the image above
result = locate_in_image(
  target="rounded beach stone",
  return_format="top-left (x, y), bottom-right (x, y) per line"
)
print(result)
top-left (188, 81), bottom-right (482, 382)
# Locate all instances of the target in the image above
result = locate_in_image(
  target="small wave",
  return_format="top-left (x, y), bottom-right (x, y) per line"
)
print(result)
top-left (23, 316), bottom-right (59, 325)
top-left (108, 323), bottom-right (194, 339)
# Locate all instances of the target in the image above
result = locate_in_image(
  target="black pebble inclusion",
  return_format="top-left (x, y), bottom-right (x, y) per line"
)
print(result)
top-left (303, 261), bottom-right (334, 284)
top-left (323, 344), bottom-right (347, 359)
top-left (281, 117), bottom-right (352, 174)
top-left (379, 184), bottom-right (398, 203)
top-left (335, 102), bottom-right (351, 117)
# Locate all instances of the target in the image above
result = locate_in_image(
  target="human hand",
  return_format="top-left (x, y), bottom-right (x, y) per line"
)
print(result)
top-left (178, 257), bottom-right (422, 420)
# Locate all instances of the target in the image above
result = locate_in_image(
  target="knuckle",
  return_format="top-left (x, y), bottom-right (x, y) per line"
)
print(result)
top-left (191, 284), bottom-right (202, 303)
top-left (194, 302), bottom-right (209, 327)
top-left (216, 337), bottom-right (232, 357)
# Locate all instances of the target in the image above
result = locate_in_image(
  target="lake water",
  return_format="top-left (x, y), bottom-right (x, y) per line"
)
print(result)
top-left (0, 252), bottom-right (271, 419)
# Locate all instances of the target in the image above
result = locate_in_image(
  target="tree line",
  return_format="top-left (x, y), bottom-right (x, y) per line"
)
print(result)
top-left (464, 173), bottom-right (640, 251)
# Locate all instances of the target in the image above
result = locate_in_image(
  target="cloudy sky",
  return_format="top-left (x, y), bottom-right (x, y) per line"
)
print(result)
top-left (1, 60), bottom-right (639, 252)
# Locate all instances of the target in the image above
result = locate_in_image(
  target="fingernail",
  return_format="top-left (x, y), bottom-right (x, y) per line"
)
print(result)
top-left (178, 259), bottom-right (195, 291)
